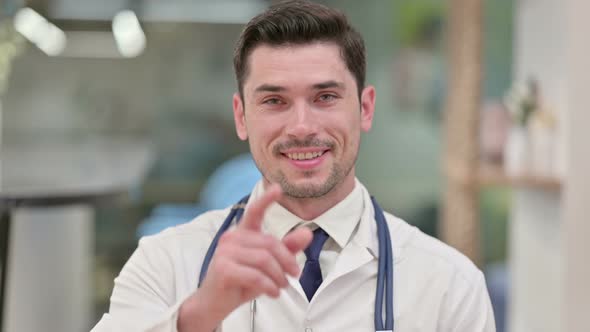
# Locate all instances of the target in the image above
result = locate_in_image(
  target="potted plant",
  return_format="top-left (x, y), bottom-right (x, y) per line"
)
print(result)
top-left (502, 79), bottom-right (538, 176)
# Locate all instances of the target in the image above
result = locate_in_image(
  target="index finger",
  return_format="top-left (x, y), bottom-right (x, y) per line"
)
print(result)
top-left (239, 183), bottom-right (282, 231)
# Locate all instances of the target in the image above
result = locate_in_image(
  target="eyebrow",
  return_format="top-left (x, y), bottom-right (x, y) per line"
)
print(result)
top-left (311, 80), bottom-right (345, 90)
top-left (253, 80), bottom-right (346, 95)
top-left (254, 84), bottom-right (286, 94)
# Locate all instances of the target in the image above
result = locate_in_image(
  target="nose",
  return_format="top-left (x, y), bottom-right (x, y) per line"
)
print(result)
top-left (284, 101), bottom-right (319, 139)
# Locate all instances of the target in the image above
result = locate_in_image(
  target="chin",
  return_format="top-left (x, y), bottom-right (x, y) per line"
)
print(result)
top-left (285, 171), bottom-right (328, 185)
top-left (277, 174), bottom-right (339, 199)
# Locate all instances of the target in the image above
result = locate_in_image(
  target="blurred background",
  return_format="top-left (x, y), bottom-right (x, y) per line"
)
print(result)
top-left (0, 0), bottom-right (588, 331)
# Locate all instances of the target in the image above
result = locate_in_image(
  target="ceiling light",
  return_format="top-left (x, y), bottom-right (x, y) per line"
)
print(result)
top-left (112, 10), bottom-right (146, 58)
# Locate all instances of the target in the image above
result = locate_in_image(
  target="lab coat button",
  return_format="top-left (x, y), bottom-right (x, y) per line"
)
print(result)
top-left (305, 328), bottom-right (313, 332)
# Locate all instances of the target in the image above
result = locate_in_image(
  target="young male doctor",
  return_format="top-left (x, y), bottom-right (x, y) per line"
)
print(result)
top-left (92, 1), bottom-right (496, 331)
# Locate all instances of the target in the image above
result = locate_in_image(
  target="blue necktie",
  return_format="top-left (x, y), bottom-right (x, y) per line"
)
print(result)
top-left (299, 228), bottom-right (329, 301)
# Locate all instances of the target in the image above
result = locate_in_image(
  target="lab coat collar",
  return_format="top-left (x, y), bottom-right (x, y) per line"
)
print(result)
top-left (352, 182), bottom-right (404, 264)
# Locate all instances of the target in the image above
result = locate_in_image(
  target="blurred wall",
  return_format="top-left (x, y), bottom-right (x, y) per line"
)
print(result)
top-left (562, 0), bottom-right (590, 331)
top-left (511, 0), bottom-right (590, 331)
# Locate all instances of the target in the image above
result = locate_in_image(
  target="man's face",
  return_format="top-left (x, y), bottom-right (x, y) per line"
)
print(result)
top-left (233, 42), bottom-right (375, 198)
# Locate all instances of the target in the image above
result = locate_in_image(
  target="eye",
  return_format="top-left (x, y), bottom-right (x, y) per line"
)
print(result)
top-left (262, 97), bottom-right (284, 105)
top-left (316, 93), bottom-right (338, 103)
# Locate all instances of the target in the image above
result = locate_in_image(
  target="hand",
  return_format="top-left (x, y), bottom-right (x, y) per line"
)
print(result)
top-left (178, 184), bottom-right (313, 332)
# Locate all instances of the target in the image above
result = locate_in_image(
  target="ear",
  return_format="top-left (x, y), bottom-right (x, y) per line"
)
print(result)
top-left (360, 85), bottom-right (376, 132)
top-left (233, 92), bottom-right (248, 140)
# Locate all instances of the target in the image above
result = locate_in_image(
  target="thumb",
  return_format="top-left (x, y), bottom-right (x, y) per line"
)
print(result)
top-left (282, 227), bottom-right (313, 254)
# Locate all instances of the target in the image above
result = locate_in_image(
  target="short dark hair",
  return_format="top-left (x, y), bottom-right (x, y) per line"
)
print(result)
top-left (233, 0), bottom-right (366, 99)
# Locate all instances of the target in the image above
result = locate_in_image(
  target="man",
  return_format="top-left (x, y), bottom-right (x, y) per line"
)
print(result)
top-left (92, 1), bottom-right (495, 331)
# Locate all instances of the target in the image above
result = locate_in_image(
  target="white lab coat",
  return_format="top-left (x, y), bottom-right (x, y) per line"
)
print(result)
top-left (92, 180), bottom-right (495, 332)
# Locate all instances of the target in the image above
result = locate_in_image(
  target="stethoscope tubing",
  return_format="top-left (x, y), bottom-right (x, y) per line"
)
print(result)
top-left (198, 196), bottom-right (249, 287)
top-left (372, 197), bottom-right (394, 331)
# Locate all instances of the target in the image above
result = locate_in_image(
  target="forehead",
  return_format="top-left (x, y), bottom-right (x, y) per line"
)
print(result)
top-left (244, 42), bottom-right (353, 95)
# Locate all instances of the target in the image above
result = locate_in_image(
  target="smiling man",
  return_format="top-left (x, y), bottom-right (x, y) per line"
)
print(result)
top-left (92, 1), bottom-right (495, 331)
top-left (233, 41), bottom-right (373, 221)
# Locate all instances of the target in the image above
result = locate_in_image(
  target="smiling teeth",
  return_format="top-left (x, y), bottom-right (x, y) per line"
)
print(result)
top-left (287, 151), bottom-right (324, 160)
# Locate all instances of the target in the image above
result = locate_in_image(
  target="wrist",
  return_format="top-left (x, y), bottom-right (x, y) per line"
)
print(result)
top-left (177, 289), bottom-right (224, 332)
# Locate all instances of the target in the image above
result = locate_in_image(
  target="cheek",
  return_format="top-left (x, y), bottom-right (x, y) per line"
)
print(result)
top-left (245, 119), bottom-right (276, 153)
top-left (327, 114), bottom-right (361, 147)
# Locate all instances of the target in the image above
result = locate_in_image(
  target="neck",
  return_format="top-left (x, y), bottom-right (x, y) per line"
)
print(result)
top-left (266, 172), bottom-right (356, 221)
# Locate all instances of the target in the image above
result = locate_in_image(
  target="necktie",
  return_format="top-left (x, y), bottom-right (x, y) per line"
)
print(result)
top-left (299, 228), bottom-right (329, 301)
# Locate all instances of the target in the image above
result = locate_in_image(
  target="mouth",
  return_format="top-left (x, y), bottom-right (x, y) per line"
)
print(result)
top-left (283, 150), bottom-right (327, 161)
top-left (280, 149), bottom-right (330, 170)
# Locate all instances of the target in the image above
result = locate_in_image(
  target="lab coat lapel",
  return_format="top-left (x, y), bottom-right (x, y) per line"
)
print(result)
top-left (314, 184), bottom-right (379, 302)
top-left (285, 242), bottom-right (374, 305)
top-left (321, 188), bottom-right (379, 287)
top-left (319, 241), bottom-right (374, 292)
top-left (284, 181), bottom-right (381, 303)
top-left (287, 273), bottom-right (307, 302)
top-left (285, 236), bottom-right (375, 304)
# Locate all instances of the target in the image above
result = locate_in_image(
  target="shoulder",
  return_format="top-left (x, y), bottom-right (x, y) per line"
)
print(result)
top-left (381, 213), bottom-right (496, 330)
top-left (123, 208), bottom-right (232, 289)
top-left (384, 212), bottom-right (482, 286)
top-left (356, 180), bottom-right (481, 285)
top-left (137, 207), bottom-right (231, 253)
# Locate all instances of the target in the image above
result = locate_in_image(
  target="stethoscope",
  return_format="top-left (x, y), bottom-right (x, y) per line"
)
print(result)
top-left (198, 195), bottom-right (395, 332)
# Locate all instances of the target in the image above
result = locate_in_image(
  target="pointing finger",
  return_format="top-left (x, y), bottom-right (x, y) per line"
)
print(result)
top-left (282, 227), bottom-right (313, 254)
top-left (239, 183), bottom-right (282, 231)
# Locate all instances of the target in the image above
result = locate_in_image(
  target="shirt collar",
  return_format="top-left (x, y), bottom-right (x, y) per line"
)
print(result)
top-left (250, 180), bottom-right (363, 249)
top-left (351, 185), bottom-right (405, 263)
top-left (246, 179), bottom-right (404, 263)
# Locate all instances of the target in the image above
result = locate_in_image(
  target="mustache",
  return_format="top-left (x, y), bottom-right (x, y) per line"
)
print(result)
top-left (273, 137), bottom-right (335, 155)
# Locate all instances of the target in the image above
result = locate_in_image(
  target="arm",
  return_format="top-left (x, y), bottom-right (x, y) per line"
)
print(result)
top-left (92, 185), bottom-right (312, 332)
top-left (177, 185), bottom-right (312, 332)
top-left (439, 271), bottom-right (496, 332)
top-left (91, 234), bottom-right (185, 332)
